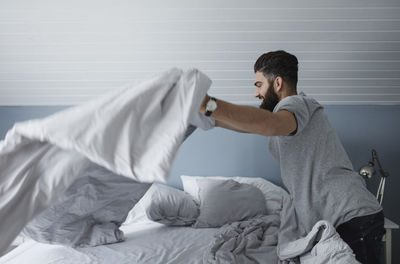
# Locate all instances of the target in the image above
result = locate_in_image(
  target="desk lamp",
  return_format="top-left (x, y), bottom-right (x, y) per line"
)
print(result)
top-left (359, 149), bottom-right (389, 205)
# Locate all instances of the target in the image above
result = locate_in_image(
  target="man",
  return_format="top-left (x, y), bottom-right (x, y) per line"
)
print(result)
top-left (199, 50), bottom-right (385, 263)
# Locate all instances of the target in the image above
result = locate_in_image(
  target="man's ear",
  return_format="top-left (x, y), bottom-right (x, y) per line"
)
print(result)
top-left (275, 76), bottom-right (283, 92)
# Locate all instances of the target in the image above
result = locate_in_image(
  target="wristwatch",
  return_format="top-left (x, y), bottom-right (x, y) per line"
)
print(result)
top-left (205, 97), bottom-right (217, 116)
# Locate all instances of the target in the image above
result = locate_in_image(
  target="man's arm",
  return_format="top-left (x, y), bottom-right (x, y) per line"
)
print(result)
top-left (201, 95), bottom-right (297, 136)
top-left (215, 120), bottom-right (249, 133)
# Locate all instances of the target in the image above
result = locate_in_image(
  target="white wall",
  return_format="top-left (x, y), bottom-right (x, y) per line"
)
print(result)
top-left (0, 0), bottom-right (399, 105)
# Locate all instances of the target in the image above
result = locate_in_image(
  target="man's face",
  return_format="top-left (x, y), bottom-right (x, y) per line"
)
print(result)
top-left (254, 71), bottom-right (280, 112)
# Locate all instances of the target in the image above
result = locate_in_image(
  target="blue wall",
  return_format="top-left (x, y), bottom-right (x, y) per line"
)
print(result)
top-left (1, 105), bottom-right (399, 262)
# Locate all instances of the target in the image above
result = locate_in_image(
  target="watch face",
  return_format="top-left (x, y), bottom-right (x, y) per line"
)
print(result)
top-left (206, 100), bottom-right (217, 111)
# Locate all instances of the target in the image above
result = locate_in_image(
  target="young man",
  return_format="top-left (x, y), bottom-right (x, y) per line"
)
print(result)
top-left (199, 50), bottom-right (385, 263)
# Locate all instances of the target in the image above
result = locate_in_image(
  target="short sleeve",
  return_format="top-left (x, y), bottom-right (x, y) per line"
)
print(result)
top-left (274, 96), bottom-right (310, 136)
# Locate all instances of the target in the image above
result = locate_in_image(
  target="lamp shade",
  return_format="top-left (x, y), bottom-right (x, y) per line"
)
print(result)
top-left (359, 162), bottom-right (375, 179)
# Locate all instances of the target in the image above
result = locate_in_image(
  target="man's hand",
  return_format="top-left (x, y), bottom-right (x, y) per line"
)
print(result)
top-left (199, 94), bottom-right (210, 114)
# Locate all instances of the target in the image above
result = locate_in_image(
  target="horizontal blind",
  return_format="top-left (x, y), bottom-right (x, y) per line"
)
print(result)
top-left (0, 0), bottom-right (399, 105)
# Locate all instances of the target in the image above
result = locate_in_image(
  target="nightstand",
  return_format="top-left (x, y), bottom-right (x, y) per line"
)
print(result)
top-left (384, 217), bottom-right (399, 264)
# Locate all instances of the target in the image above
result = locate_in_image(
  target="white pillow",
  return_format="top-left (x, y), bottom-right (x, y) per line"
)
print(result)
top-left (181, 175), bottom-right (287, 215)
top-left (123, 186), bottom-right (155, 225)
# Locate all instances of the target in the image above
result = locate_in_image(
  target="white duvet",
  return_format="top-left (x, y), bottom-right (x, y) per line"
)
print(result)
top-left (0, 68), bottom-right (211, 255)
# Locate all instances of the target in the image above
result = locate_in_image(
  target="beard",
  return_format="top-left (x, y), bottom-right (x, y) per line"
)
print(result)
top-left (259, 84), bottom-right (280, 112)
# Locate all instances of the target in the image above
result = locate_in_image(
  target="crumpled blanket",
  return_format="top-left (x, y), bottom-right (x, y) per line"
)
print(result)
top-left (21, 163), bottom-right (151, 247)
top-left (277, 220), bottom-right (359, 264)
top-left (203, 214), bottom-right (281, 264)
top-left (0, 68), bottom-right (211, 255)
top-left (277, 192), bottom-right (359, 264)
top-left (204, 185), bottom-right (360, 264)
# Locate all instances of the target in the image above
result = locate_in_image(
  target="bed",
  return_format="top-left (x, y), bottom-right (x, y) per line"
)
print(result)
top-left (1, 175), bottom-right (285, 264)
top-left (0, 174), bottom-right (359, 264)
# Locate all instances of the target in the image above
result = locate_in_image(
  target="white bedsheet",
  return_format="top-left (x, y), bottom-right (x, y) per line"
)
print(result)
top-left (0, 68), bottom-right (211, 254)
top-left (1, 221), bottom-right (218, 264)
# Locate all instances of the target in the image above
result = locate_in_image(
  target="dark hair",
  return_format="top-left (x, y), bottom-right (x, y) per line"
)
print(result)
top-left (254, 50), bottom-right (298, 90)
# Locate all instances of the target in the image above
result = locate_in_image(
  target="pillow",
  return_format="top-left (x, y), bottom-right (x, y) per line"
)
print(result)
top-left (193, 179), bottom-right (267, 228)
top-left (22, 163), bottom-right (151, 247)
top-left (125, 183), bottom-right (199, 226)
top-left (123, 193), bottom-right (151, 225)
top-left (181, 175), bottom-right (287, 215)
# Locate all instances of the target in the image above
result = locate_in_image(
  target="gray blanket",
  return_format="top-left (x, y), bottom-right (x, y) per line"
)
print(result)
top-left (22, 163), bottom-right (151, 247)
top-left (204, 189), bottom-right (359, 264)
top-left (203, 214), bottom-right (280, 264)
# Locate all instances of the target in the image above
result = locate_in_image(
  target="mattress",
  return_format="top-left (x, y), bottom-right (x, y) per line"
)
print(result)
top-left (0, 221), bottom-right (218, 264)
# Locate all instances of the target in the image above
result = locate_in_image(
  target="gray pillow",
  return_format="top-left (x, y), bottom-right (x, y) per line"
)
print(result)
top-left (193, 179), bottom-right (267, 228)
top-left (22, 163), bottom-right (151, 247)
top-left (145, 183), bottom-right (199, 226)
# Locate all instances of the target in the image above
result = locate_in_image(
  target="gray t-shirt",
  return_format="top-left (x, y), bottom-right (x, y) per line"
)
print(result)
top-left (269, 92), bottom-right (382, 234)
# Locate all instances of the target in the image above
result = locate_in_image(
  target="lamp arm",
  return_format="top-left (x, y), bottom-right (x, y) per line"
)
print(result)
top-left (372, 149), bottom-right (389, 178)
